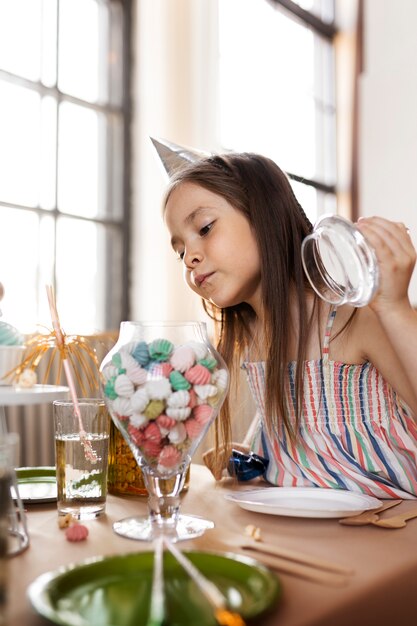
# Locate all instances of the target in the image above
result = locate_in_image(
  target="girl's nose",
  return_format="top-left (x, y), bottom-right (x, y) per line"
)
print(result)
top-left (184, 249), bottom-right (202, 267)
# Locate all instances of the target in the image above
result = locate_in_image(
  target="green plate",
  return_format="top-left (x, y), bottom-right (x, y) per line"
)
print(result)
top-left (28, 550), bottom-right (282, 625)
top-left (15, 466), bottom-right (57, 503)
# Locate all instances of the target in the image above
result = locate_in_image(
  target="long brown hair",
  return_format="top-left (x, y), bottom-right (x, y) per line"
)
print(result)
top-left (164, 152), bottom-right (318, 453)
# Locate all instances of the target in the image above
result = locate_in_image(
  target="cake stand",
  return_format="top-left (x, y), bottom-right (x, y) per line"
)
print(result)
top-left (0, 384), bottom-right (69, 556)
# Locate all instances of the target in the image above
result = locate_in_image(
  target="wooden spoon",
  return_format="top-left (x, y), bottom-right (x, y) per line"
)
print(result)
top-left (339, 499), bottom-right (402, 526)
top-left (371, 508), bottom-right (417, 529)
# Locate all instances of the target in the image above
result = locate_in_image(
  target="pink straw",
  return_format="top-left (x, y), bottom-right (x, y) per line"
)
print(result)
top-left (45, 285), bottom-right (97, 463)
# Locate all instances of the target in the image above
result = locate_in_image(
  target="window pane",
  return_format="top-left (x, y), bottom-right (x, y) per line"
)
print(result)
top-left (40, 96), bottom-right (58, 210)
top-left (0, 82), bottom-right (41, 207)
top-left (291, 180), bottom-right (336, 223)
top-left (219, 0), bottom-right (336, 185)
top-left (58, 102), bottom-right (102, 217)
top-left (0, 209), bottom-right (54, 333)
top-left (58, 0), bottom-right (110, 104)
top-left (0, 0), bottom-right (42, 80)
top-left (41, 0), bottom-right (58, 87)
top-left (55, 217), bottom-right (123, 333)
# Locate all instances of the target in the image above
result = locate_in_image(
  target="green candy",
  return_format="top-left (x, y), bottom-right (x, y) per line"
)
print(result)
top-left (104, 378), bottom-right (118, 400)
top-left (198, 356), bottom-right (217, 371)
top-left (169, 370), bottom-right (191, 391)
top-left (112, 353), bottom-right (122, 369)
top-left (148, 338), bottom-right (174, 362)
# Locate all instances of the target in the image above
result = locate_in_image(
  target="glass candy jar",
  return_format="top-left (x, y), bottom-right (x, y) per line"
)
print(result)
top-left (100, 321), bottom-right (229, 541)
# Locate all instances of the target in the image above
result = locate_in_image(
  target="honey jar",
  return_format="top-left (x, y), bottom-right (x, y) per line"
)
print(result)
top-left (108, 421), bottom-right (190, 496)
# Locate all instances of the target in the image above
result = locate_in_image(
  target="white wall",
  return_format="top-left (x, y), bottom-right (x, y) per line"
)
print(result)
top-left (131, 0), bottom-right (220, 323)
top-left (359, 0), bottom-right (417, 304)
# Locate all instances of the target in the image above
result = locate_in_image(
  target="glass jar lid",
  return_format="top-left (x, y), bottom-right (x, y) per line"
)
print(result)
top-left (301, 214), bottom-right (379, 307)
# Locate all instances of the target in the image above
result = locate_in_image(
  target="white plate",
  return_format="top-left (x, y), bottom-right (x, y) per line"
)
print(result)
top-left (225, 487), bottom-right (382, 518)
top-left (0, 384), bottom-right (69, 406)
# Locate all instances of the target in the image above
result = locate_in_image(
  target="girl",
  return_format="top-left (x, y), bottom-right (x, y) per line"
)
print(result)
top-left (163, 152), bottom-right (417, 499)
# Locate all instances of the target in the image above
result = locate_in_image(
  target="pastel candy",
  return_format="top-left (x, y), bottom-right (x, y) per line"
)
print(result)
top-left (111, 353), bottom-right (122, 369)
top-left (198, 356), bottom-right (218, 371)
top-left (148, 338), bottom-right (174, 362)
top-left (186, 341), bottom-right (207, 361)
top-left (188, 388), bottom-right (198, 408)
top-left (132, 341), bottom-right (150, 366)
top-left (130, 388), bottom-right (149, 413)
top-left (144, 421), bottom-right (162, 442)
top-left (114, 374), bottom-right (134, 398)
top-left (193, 384), bottom-right (218, 400)
top-left (169, 345), bottom-right (196, 372)
top-left (104, 378), bottom-right (118, 400)
top-left (168, 422), bottom-right (187, 444)
top-left (166, 406), bottom-right (191, 421)
top-left (193, 404), bottom-right (213, 424)
top-left (127, 423), bottom-right (146, 446)
top-left (185, 417), bottom-right (205, 439)
top-left (184, 364), bottom-right (212, 385)
top-left (146, 378), bottom-right (172, 400)
top-left (211, 368), bottom-right (228, 390)
top-left (130, 412), bottom-right (148, 428)
top-left (144, 399), bottom-right (165, 420)
top-left (156, 414), bottom-right (177, 435)
top-left (113, 396), bottom-right (133, 418)
top-left (65, 523), bottom-right (89, 542)
top-left (149, 362), bottom-right (173, 378)
top-left (102, 363), bottom-right (119, 381)
top-left (141, 438), bottom-right (163, 458)
top-left (169, 371), bottom-right (191, 391)
top-left (0, 321), bottom-right (24, 346)
top-left (158, 445), bottom-right (182, 469)
top-left (167, 390), bottom-right (190, 408)
top-left (125, 362), bottom-right (148, 386)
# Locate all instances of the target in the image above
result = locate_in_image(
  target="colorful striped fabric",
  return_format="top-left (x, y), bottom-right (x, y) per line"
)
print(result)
top-left (243, 307), bottom-right (417, 499)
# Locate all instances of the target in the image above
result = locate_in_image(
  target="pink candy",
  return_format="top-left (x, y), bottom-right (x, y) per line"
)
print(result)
top-left (158, 444), bottom-right (182, 468)
top-left (184, 364), bottom-right (212, 385)
top-left (65, 523), bottom-right (89, 542)
top-left (193, 404), bottom-right (213, 424)
top-left (185, 418), bottom-right (205, 439)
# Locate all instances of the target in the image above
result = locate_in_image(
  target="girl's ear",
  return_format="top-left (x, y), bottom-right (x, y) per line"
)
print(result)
top-left (150, 136), bottom-right (208, 178)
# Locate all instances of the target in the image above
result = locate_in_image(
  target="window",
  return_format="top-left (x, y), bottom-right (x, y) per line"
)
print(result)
top-left (218, 0), bottom-right (337, 224)
top-left (0, 0), bottom-right (131, 334)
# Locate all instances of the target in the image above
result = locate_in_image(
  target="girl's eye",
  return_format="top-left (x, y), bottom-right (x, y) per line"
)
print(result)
top-left (199, 221), bottom-right (214, 237)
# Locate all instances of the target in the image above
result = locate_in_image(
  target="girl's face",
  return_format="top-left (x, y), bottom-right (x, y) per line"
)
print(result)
top-left (165, 181), bottom-right (262, 311)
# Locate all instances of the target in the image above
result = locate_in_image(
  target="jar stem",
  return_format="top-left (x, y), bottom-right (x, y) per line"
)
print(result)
top-left (142, 465), bottom-right (187, 535)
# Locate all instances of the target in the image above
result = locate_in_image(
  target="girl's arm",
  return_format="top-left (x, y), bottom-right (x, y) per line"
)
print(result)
top-left (356, 216), bottom-right (417, 412)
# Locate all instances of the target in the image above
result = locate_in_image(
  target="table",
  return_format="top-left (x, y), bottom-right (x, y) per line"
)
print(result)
top-left (7, 464), bottom-right (417, 626)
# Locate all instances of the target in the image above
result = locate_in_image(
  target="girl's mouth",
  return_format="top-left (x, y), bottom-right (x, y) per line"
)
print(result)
top-left (195, 272), bottom-right (214, 288)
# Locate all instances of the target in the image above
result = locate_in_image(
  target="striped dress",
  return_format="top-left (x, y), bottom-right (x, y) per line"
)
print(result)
top-left (243, 307), bottom-right (417, 499)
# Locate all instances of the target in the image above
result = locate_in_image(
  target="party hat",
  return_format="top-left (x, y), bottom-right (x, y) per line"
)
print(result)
top-left (150, 137), bottom-right (209, 178)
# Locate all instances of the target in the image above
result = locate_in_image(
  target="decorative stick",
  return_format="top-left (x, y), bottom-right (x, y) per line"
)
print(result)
top-left (45, 285), bottom-right (97, 463)
top-left (163, 537), bottom-right (246, 626)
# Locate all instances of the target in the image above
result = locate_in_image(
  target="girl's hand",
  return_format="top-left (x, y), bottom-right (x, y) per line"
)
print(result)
top-left (356, 216), bottom-right (416, 314)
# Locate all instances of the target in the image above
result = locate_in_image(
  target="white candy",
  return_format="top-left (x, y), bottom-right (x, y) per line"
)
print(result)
top-left (130, 412), bottom-right (148, 428)
top-left (167, 390), bottom-right (190, 408)
top-left (166, 407), bottom-right (191, 421)
top-left (114, 374), bottom-right (134, 397)
top-left (102, 364), bottom-right (119, 381)
top-left (130, 387), bottom-right (149, 413)
top-left (119, 351), bottom-right (139, 370)
top-left (169, 345), bottom-right (196, 372)
top-left (168, 422), bottom-right (187, 444)
top-left (194, 384), bottom-right (218, 400)
top-left (211, 368), bottom-right (228, 390)
top-left (186, 340), bottom-right (207, 361)
top-left (16, 368), bottom-right (37, 388)
top-left (126, 362), bottom-right (148, 386)
top-left (112, 396), bottom-right (133, 417)
top-left (146, 378), bottom-right (172, 400)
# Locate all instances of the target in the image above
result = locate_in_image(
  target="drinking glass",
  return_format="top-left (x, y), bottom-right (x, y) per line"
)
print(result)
top-left (100, 321), bottom-right (229, 541)
top-left (301, 214), bottom-right (379, 307)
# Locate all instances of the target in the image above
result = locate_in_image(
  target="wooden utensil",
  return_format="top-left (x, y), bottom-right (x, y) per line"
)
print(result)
top-left (339, 499), bottom-right (402, 526)
top-left (199, 528), bottom-right (352, 586)
top-left (371, 508), bottom-right (417, 529)
top-left (164, 538), bottom-right (246, 626)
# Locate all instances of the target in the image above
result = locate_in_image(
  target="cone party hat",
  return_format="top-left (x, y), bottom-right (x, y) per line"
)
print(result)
top-left (150, 137), bottom-right (209, 178)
